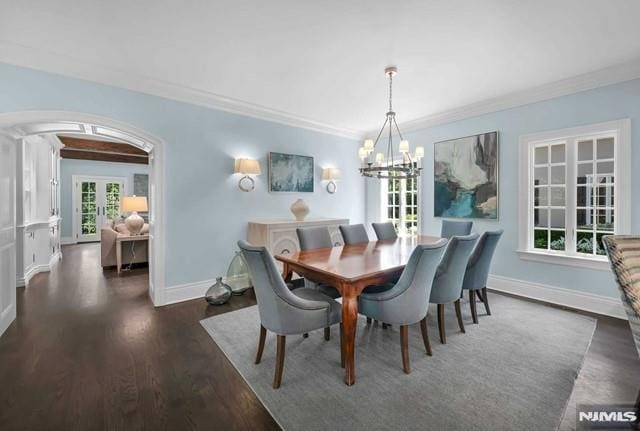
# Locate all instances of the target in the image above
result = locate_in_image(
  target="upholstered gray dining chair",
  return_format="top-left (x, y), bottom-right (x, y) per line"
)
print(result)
top-left (238, 240), bottom-right (342, 389)
top-left (358, 239), bottom-right (448, 374)
top-left (296, 227), bottom-right (341, 299)
top-left (603, 236), bottom-right (640, 357)
top-left (429, 233), bottom-right (479, 344)
top-left (372, 221), bottom-right (398, 241)
top-left (461, 230), bottom-right (503, 323)
top-left (339, 224), bottom-right (369, 245)
top-left (440, 220), bottom-right (473, 239)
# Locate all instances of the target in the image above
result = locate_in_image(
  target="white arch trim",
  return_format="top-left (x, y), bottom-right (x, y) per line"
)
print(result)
top-left (0, 111), bottom-right (166, 306)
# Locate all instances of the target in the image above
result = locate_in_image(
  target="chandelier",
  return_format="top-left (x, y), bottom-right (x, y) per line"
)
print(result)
top-left (358, 67), bottom-right (423, 179)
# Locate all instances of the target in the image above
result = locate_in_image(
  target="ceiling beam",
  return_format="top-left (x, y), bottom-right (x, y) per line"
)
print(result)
top-left (60, 149), bottom-right (148, 164)
top-left (59, 136), bottom-right (148, 155)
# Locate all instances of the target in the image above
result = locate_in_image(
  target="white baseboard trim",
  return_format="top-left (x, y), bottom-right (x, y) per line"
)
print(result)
top-left (61, 237), bottom-right (77, 245)
top-left (488, 274), bottom-right (625, 320)
top-left (16, 252), bottom-right (61, 287)
top-left (163, 278), bottom-right (215, 306)
top-left (0, 303), bottom-right (16, 338)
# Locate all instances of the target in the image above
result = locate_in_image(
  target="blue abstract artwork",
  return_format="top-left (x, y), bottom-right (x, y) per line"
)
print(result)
top-left (434, 132), bottom-right (498, 219)
top-left (269, 152), bottom-right (314, 192)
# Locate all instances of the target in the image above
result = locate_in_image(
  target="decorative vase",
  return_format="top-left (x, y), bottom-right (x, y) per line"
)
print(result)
top-left (224, 251), bottom-right (252, 295)
top-left (290, 199), bottom-right (309, 221)
top-left (205, 277), bottom-right (232, 305)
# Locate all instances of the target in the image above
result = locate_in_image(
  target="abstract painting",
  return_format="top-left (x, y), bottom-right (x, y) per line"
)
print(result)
top-left (434, 131), bottom-right (498, 219)
top-left (268, 152), bottom-right (314, 192)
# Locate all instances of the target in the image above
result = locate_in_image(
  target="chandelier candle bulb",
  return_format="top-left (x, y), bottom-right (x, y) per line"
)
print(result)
top-left (399, 140), bottom-right (409, 153)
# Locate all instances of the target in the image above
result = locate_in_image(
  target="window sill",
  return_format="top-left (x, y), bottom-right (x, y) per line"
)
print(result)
top-left (516, 249), bottom-right (611, 271)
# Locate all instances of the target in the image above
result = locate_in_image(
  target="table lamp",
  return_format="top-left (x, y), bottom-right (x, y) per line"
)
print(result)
top-left (121, 195), bottom-right (148, 235)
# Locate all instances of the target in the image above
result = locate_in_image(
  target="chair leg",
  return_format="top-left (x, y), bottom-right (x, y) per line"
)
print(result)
top-left (475, 289), bottom-right (484, 302)
top-left (382, 323), bottom-right (389, 329)
top-left (255, 325), bottom-right (267, 364)
top-left (454, 299), bottom-right (466, 333)
top-left (303, 333), bottom-right (309, 338)
top-left (437, 304), bottom-right (446, 344)
top-left (419, 317), bottom-right (432, 356)
top-left (400, 325), bottom-right (410, 374)
top-left (273, 335), bottom-right (286, 389)
top-left (469, 290), bottom-right (478, 324)
top-left (366, 317), bottom-right (372, 325)
top-left (340, 323), bottom-right (345, 368)
top-left (482, 287), bottom-right (491, 315)
top-left (324, 327), bottom-right (331, 341)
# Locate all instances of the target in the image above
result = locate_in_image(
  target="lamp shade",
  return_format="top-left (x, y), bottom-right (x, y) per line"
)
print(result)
top-left (234, 158), bottom-right (261, 175)
top-left (364, 139), bottom-right (374, 151)
top-left (121, 195), bottom-right (148, 213)
top-left (415, 146), bottom-right (425, 159)
top-left (399, 140), bottom-right (409, 153)
top-left (322, 168), bottom-right (341, 181)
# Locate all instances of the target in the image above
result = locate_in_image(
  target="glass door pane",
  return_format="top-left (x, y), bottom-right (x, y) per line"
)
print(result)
top-left (78, 181), bottom-right (99, 242)
top-left (104, 182), bottom-right (122, 222)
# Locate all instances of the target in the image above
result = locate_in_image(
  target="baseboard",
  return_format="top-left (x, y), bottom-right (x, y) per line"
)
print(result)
top-left (61, 237), bottom-right (77, 245)
top-left (163, 278), bottom-right (216, 306)
top-left (488, 274), bottom-right (626, 320)
top-left (0, 303), bottom-right (16, 338)
top-left (17, 255), bottom-right (60, 287)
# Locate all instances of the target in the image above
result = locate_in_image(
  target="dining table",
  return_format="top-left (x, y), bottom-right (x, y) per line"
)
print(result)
top-left (276, 235), bottom-right (442, 386)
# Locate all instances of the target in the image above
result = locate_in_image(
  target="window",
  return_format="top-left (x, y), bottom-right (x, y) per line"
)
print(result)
top-left (381, 164), bottom-right (420, 237)
top-left (518, 120), bottom-right (630, 270)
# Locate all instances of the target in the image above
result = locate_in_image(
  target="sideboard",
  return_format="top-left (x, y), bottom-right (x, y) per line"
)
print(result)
top-left (247, 218), bottom-right (349, 260)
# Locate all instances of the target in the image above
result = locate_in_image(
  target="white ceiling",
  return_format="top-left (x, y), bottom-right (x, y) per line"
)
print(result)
top-left (1, 0), bottom-right (640, 137)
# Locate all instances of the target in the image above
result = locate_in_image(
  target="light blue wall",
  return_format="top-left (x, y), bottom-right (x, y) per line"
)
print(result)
top-left (59, 159), bottom-right (150, 238)
top-left (367, 79), bottom-right (640, 298)
top-left (0, 63), bottom-right (364, 287)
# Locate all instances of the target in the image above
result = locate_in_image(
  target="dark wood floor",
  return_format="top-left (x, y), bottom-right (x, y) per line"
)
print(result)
top-left (0, 243), bottom-right (638, 430)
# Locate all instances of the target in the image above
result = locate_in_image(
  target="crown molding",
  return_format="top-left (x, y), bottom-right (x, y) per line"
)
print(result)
top-left (0, 41), bottom-right (365, 140)
top-left (390, 58), bottom-right (640, 136)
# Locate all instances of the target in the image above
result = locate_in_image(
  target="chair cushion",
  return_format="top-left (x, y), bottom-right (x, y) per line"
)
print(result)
top-left (293, 288), bottom-right (341, 326)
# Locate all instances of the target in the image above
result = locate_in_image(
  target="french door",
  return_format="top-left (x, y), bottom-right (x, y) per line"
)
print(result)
top-left (74, 176), bottom-right (126, 242)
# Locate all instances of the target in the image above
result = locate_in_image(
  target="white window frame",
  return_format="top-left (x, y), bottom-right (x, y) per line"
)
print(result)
top-left (379, 168), bottom-right (421, 237)
top-left (518, 119), bottom-right (631, 271)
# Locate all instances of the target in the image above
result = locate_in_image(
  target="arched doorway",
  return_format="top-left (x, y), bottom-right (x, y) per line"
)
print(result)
top-left (0, 112), bottom-right (165, 315)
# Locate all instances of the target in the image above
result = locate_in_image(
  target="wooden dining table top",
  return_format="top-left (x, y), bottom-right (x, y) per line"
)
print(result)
top-left (275, 235), bottom-right (443, 283)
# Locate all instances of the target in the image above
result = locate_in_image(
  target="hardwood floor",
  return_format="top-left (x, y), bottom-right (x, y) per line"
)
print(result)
top-left (0, 242), bottom-right (638, 430)
top-left (0, 243), bottom-right (278, 430)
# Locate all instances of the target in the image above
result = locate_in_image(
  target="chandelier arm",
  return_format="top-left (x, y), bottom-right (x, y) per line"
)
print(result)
top-left (372, 116), bottom-right (389, 149)
top-left (392, 115), bottom-right (405, 141)
top-left (387, 115), bottom-right (393, 168)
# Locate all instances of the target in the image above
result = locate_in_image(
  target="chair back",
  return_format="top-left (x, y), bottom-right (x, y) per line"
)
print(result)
top-left (339, 224), bottom-right (370, 245)
top-left (462, 230), bottom-right (503, 291)
top-left (382, 239), bottom-right (448, 323)
top-left (603, 235), bottom-right (640, 357)
top-left (430, 233), bottom-right (479, 304)
top-left (441, 220), bottom-right (473, 239)
top-left (372, 221), bottom-right (398, 240)
top-left (297, 226), bottom-right (333, 250)
top-left (238, 240), bottom-right (303, 333)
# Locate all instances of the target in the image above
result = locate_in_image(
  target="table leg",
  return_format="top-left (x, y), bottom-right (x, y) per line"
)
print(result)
top-left (341, 286), bottom-right (358, 386)
top-left (116, 241), bottom-right (122, 274)
top-left (282, 262), bottom-right (292, 283)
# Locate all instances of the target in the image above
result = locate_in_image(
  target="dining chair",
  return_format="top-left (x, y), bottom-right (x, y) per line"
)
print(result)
top-left (372, 221), bottom-right (398, 241)
top-left (603, 235), bottom-right (640, 357)
top-left (296, 227), bottom-right (341, 299)
top-left (358, 239), bottom-right (448, 374)
top-left (238, 240), bottom-right (343, 389)
top-left (339, 224), bottom-right (369, 245)
top-left (429, 233), bottom-right (479, 344)
top-left (440, 220), bottom-right (473, 239)
top-left (461, 229), bottom-right (503, 323)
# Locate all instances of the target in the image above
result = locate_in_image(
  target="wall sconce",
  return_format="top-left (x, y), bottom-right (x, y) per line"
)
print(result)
top-left (234, 158), bottom-right (261, 192)
top-left (322, 168), bottom-right (340, 194)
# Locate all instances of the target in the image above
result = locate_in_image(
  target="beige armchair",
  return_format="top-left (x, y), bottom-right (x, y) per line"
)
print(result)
top-left (100, 221), bottom-right (149, 268)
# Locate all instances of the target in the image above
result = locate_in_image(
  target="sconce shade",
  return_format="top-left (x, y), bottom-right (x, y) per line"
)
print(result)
top-left (234, 158), bottom-right (261, 175)
top-left (121, 195), bottom-right (148, 212)
top-left (322, 168), bottom-right (341, 181)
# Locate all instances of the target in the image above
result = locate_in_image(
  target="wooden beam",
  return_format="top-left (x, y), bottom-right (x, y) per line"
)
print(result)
top-left (60, 149), bottom-right (148, 164)
top-left (59, 136), bottom-right (148, 156)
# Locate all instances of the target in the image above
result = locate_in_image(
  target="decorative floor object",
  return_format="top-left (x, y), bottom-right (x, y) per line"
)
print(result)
top-left (200, 294), bottom-right (595, 431)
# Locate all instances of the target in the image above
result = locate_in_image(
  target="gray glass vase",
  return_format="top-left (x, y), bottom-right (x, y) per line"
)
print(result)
top-left (205, 277), bottom-right (232, 305)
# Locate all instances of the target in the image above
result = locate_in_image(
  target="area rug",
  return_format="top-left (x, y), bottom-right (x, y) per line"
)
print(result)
top-left (200, 294), bottom-right (596, 431)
